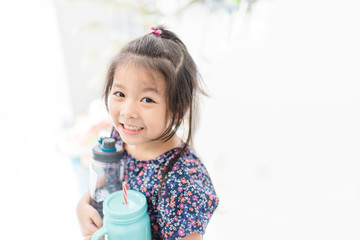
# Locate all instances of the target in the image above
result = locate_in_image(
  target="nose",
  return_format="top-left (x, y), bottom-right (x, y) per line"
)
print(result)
top-left (121, 99), bottom-right (138, 119)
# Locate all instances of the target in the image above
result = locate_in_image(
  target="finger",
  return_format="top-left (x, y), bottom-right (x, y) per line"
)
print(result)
top-left (84, 222), bottom-right (99, 236)
top-left (84, 229), bottom-right (104, 240)
top-left (91, 212), bottom-right (103, 229)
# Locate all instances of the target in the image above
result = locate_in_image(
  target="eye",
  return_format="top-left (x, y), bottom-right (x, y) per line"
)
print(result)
top-left (114, 91), bottom-right (125, 97)
top-left (141, 97), bottom-right (155, 103)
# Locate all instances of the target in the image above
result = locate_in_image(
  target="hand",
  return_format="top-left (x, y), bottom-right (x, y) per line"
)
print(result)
top-left (76, 191), bottom-right (103, 239)
top-left (83, 236), bottom-right (105, 240)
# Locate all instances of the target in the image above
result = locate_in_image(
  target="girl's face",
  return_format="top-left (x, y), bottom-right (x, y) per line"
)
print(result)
top-left (109, 63), bottom-right (170, 150)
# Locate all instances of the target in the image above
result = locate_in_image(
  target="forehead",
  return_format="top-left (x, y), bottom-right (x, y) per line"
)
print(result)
top-left (113, 63), bottom-right (166, 90)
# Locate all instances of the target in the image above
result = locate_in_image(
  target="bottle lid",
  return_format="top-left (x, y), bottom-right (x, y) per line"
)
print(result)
top-left (92, 137), bottom-right (123, 163)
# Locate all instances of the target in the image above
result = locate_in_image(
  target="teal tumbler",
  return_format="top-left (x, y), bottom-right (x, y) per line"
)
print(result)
top-left (91, 190), bottom-right (151, 240)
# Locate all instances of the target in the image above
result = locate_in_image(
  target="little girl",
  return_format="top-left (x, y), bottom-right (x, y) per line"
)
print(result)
top-left (76, 26), bottom-right (219, 240)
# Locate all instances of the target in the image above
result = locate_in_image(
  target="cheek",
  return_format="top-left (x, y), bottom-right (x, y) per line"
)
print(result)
top-left (108, 99), bottom-right (119, 119)
top-left (146, 110), bottom-right (168, 128)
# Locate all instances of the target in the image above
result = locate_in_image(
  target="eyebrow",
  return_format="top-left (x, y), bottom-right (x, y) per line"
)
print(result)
top-left (142, 87), bottom-right (160, 95)
top-left (112, 83), bottom-right (160, 95)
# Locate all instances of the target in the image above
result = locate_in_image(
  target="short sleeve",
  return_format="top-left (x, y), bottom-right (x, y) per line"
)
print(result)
top-left (156, 167), bottom-right (219, 239)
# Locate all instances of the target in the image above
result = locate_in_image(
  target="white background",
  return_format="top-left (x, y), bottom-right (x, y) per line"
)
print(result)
top-left (0, 0), bottom-right (359, 239)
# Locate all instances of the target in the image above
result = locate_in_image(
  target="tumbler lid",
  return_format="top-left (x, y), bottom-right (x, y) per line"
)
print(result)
top-left (92, 137), bottom-right (123, 163)
top-left (104, 190), bottom-right (148, 223)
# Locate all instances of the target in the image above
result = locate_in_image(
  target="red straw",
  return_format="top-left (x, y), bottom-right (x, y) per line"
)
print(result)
top-left (122, 181), bottom-right (127, 204)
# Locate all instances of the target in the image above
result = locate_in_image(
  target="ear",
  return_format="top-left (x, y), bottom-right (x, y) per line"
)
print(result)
top-left (174, 112), bottom-right (180, 122)
top-left (174, 107), bottom-right (190, 125)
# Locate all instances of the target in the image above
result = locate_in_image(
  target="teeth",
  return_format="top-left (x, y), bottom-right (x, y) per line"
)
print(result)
top-left (123, 124), bottom-right (142, 131)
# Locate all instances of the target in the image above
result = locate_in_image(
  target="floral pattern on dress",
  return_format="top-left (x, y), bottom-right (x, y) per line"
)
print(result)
top-left (110, 128), bottom-right (219, 240)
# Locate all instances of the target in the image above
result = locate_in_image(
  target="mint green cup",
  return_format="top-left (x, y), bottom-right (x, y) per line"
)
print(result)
top-left (91, 190), bottom-right (151, 240)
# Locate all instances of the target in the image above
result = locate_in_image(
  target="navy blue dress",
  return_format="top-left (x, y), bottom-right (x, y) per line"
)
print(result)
top-left (110, 129), bottom-right (219, 240)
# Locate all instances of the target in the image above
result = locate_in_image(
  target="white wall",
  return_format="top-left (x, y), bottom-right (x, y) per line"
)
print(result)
top-left (194, 0), bottom-right (360, 239)
top-left (0, 0), bottom-right (76, 239)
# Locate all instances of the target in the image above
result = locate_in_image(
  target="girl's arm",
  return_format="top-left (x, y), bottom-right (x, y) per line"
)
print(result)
top-left (181, 233), bottom-right (202, 240)
top-left (76, 191), bottom-right (103, 238)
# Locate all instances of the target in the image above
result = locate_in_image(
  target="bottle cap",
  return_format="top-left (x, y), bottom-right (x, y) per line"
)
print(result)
top-left (92, 137), bottom-right (123, 163)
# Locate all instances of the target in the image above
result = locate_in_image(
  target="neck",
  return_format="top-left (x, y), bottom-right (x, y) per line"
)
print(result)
top-left (124, 135), bottom-right (182, 160)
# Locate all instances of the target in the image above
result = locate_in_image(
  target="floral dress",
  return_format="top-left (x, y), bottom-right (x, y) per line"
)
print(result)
top-left (110, 129), bottom-right (219, 240)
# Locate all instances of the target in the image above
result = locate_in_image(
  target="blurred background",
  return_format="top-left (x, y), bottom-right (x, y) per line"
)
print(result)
top-left (1, 0), bottom-right (360, 239)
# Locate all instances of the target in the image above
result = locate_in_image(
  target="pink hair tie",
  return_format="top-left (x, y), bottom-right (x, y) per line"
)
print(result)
top-left (151, 26), bottom-right (162, 36)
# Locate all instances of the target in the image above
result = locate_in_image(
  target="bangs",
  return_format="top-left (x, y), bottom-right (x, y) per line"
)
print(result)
top-left (117, 53), bottom-right (174, 79)
top-left (115, 52), bottom-right (175, 99)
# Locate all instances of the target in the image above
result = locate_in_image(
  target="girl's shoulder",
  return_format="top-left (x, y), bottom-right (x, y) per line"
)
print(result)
top-left (166, 147), bottom-right (205, 175)
top-left (163, 146), bottom-right (217, 193)
top-left (153, 144), bottom-right (205, 173)
top-left (157, 146), bottom-right (219, 237)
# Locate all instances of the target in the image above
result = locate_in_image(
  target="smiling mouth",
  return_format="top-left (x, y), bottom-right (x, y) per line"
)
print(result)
top-left (121, 123), bottom-right (144, 131)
